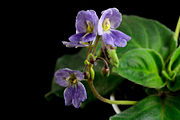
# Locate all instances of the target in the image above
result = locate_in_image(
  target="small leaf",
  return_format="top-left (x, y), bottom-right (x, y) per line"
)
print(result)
top-left (113, 48), bottom-right (165, 88)
top-left (110, 95), bottom-right (180, 120)
top-left (167, 76), bottom-right (180, 91)
top-left (167, 73), bottom-right (180, 91)
top-left (168, 46), bottom-right (180, 74)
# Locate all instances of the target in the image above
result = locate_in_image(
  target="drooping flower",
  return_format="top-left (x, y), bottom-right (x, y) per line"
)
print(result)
top-left (55, 68), bottom-right (87, 108)
top-left (98, 8), bottom-right (131, 47)
top-left (63, 10), bottom-right (99, 48)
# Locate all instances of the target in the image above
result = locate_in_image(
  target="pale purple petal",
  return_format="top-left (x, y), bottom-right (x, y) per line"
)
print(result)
top-left (82, 33), bottom-right (96, 42)
top-left (114, 38), bottom-right (127, 47)
top-left (111, 29), bottom-right (131, 42)
top-left (98, 8), bottom-right (122, 35)
top-left (75, 10), bottom-right (87, 33)
top-left (102, 32), bottom-right (115, 47)
top-left (72, 70), bottom-right (84, 81)
top-left (88, 10), bottom-right (99, 33)
top-left (55, 68), bottom-right (71, 87)
top-left (69, 33), bottom-right (86, 42)
top-left (76, 10), bottom-right (98, 33)
top-left (102, 30), bottom-right (131, 47)
top-left (64, 86), bottom-right (73, 106)
top-left (72, 82), bottom-right (87, 108)
top-left (108, 8), bottom-right (122, 29)
top-left (62, 41), bottom-right (88, 48)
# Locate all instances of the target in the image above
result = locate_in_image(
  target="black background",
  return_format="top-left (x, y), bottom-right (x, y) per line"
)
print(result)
top-left (38, 0), bottom-right (179, 119)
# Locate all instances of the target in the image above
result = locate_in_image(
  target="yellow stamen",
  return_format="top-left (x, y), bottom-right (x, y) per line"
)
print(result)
top-left (72, 79), bottom-right (77, 84)
top-left (103, 18), bottom-right (111, 31)
top-left (86, 20), bottom-right (93, 33)
top-left (67, 74), bottom-right (78, 85)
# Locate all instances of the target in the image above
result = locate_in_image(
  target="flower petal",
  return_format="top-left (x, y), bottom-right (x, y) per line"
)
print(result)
top-left (111, 29), bottom-right (131, 42)
top-left (64, 86), bottom-right (73, 106)
top-left (55, 68), bottom-right (71, 87)
top-left (108, 8), bottom-right (122, 29)
top-left (69, 33), bottom-right (86, 42)
top-left (62, 41), bottom-right (88, 48)
top-left (75, 11), bottom-right (87, 33)
top-left (98, 8), bottom-right (122, 35)
top-left (114, 38), bottom-right (127, 47)
top-left (72, 70), bottom-right (84, 81)
top-left (110, 30), bottom-right (131, 47)
top-left (88, 10), bottom-right (99, 33)
top-left (102, 32), bottom-right (115, 46)
top-left (76, 10), bottom-right (98, 33)
top-left (72, 82), bottom-right (87, 108)
top-left (82, 33), bottom-right (96, 42)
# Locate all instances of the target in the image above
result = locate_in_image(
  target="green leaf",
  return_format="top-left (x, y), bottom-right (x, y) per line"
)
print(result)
top-left (113, 48), bottom-right (165, 88)
top-left (168, 46), bottom-right (180, 74)
top-left (116, 15), bottom-right (176, 61)
top-left (167, 69), bottom-right (180, 91)
top-left (110, 95), bottom-right (180, 120)
top-left (45, 48), bottom-right (124, 107)
top-left (167, 74), bottom-right (180, 91)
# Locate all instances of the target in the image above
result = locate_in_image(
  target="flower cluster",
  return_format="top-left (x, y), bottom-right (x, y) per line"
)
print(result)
top-left (63, 8), bottom-right (131, 48)
top-left (56, 8), bottom-right (131, 108)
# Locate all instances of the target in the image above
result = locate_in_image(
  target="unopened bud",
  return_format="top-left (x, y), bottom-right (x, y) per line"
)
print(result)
top-left (107, 49), bottom-right (119, 68)
top-left (102, 66), bottom-right (110, 77)
top-left (84, 72), bottom-right (89, 79)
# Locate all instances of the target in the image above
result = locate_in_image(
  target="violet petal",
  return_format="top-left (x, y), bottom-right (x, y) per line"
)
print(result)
top-left (82, 33), bottom-right (96, 42)
top-left (62, 41), bottom-right (88, 48)
top-left (76, 10), bottom-right (98, 33)
top-left (55, 68), bottom-right (71, 87)
top-left (69, 33), bottom-right (86, 42)
top-left (102, 32), bottom-right (115, 47)
top-left (72, 82), bottom-right (87, 108)
top-left (72, 70), bottom-right (84, 81)
top-left (111, 29), bottom-right (131, 42)
top-left (98, 8), bottom-right (122, 35)
top-left (64, 86), bottom-right (73, 106)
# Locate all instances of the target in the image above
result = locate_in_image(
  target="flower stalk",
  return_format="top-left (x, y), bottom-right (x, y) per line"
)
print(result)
top-left (92, 35), bottom-right (101, 56)
top-left (88, 80), bottom-right (137, 105)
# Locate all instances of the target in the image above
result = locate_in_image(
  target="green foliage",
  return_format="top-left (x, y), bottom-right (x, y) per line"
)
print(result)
top-left (116, 15), bottom-right (176, 60)
top-left (113, 48), bottom-right (165, 88)
top-left (168, 46), bottom-right (180, 75)
top-left (110, 95), bottom-right (180, 120)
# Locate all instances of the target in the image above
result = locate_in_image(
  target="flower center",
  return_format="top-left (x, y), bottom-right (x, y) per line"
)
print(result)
top-left (67, 73), bottom-right (77, 85)
top-left (102, 18), bottom-right (110, 31)
top-left (86, 20), bottom-right (94, 33)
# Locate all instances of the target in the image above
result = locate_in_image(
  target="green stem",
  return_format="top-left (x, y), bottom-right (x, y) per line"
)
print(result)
top-left (88, 80), bottom-right (137, 105)
top-left (92, 35), bottom-right (100, 56)
top-left (174, 16), bottom-right (180, 41)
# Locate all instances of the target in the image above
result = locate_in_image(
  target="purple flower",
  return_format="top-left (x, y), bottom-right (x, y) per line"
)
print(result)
top-left (98, 8), bottom-right (131, 47)
top-left (55, 68), bottom-right (87, 108)
top-left (63, 10), bottom-right (99, 48)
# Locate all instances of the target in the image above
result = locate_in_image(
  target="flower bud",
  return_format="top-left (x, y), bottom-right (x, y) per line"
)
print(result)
top-left (90, 65), bottom-right (95, 80)
top-left (102, 66), bottom-right (110, 77)
top-left (84, 72), bottom-right (89, 79)
top-left (107, 49), bottom-right (119, 68)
